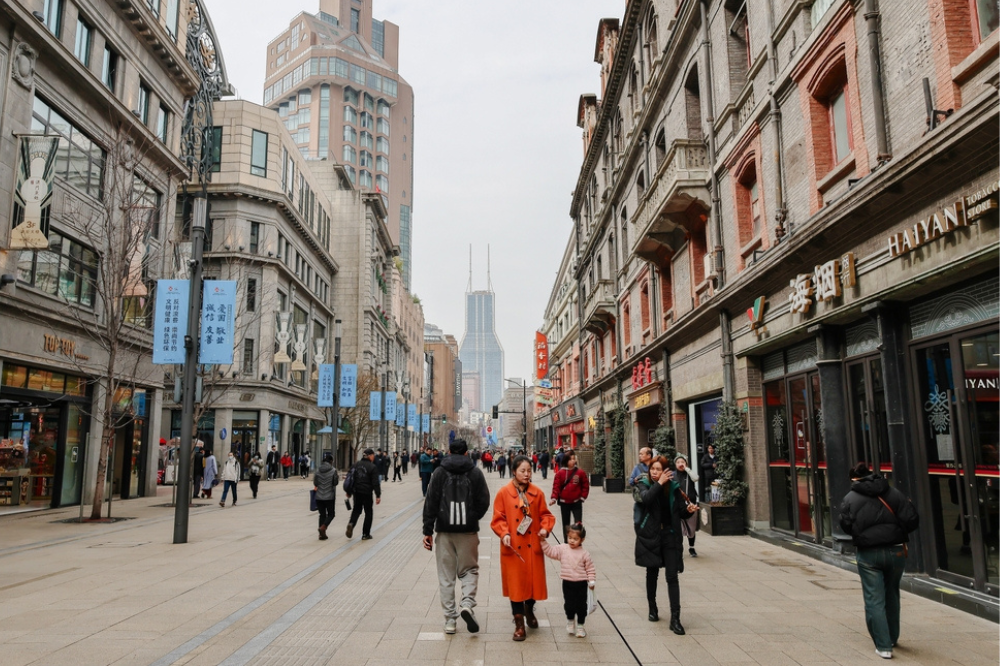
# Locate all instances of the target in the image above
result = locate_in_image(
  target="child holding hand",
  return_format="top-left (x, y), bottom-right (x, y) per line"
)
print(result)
top-left (540, 522), bottom-right (596, 637)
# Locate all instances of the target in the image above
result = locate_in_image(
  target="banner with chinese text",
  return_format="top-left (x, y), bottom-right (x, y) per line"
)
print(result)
top-left (153, 280), bottom-right (189, 364)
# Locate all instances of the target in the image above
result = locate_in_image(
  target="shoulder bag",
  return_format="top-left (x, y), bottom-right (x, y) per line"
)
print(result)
top-left (877, 495), bottom-right (908, 557)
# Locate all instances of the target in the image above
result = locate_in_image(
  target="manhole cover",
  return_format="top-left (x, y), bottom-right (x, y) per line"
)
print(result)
top-left (52, 517), bottom-right (137, 524)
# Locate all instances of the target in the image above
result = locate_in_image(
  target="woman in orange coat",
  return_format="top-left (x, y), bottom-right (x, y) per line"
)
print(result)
top-left (491, 454), bottom-right (556, 641)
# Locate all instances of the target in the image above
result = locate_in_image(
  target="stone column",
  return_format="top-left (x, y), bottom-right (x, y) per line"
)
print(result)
top-left (815, 325), bottom-right (852, 547)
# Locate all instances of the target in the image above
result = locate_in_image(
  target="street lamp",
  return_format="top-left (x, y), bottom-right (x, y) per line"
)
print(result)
top-left (332, 319), bottom-right (342, 466)
top-left (504, 378), bottom-right (528, 451)
top-left (379, 360), bottom-right (388, 455)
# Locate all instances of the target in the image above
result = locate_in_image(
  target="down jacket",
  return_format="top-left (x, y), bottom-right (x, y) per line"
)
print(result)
top-left (313, 461), bottom-right (339, 501)
top-left (634, 477), bottom-right (687, 569)
top-left (839, 474), bottom-right (919, 548)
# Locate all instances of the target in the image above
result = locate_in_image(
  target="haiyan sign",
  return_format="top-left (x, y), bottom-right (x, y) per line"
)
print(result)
top-left (886, 182), bottom-right (998, 258)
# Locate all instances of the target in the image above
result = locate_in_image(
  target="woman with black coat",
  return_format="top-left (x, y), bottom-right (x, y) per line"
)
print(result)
top-left (634, 456), bottom-right (698, 635)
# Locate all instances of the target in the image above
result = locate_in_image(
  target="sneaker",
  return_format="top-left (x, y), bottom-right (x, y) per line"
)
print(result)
top-left (345, 523), bottom-right (354, 538)
top-left (575, 625), bottom-right (587, 638)
top-left (219, 501), bottom-right (225, 508)
top-left (876, 649), bottom-right (892, 659)
top-left (689, 547), bottom-right (697, 557)
top-left (444, 618), bottom-right (457, 634)
top-left (566, 620), bottom-right (576, 634)
top-left (461, 607), bottom-right (479, 633)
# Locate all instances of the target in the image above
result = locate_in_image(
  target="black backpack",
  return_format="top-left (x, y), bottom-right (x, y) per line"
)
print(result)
top-left (437, 471), bottom-right (474, 531)
top-left (342, 464), bottom-right (357, 495)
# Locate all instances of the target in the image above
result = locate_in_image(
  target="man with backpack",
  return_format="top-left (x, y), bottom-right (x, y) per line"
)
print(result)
top-left (422, 438), bottom-right (491, 635)
top-left (419, 446), bottom-right (435, 497)
top-left (344, 448), bottom-right (381, 540)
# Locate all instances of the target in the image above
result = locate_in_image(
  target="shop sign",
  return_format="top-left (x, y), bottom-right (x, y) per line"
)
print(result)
top-left (631, 388), bottom-right (661, 411)
top-left (886, 182), bottom-right (998, 258)
top-left (747, 296), bottom-right (766, 334)
top-left (535, 331), bottom-right (549, 379)
top-left (9, 136), bottom-right (59, 250)
top-left (789, 253), bottom-right (856, 315)
top-left (42, 334), bottom-right (89, 361)
top-left (631, 357), bottom-right (654, 390)
top-left (288, 400), bottom-right (306, 412)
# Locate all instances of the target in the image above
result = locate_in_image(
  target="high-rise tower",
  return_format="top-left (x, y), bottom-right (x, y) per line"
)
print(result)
top-left (459, 248), bottom-right (505, 412)
top-left (263, 0), bottom-right (415, 288)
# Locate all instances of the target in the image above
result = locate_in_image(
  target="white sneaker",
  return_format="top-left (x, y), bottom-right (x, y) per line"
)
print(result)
top-left (875, 649), bottom-right (892, 659)
top-left (566, 620), bottom-right (576, 634)
top-left (444, 618), bottom-right (457, 634)
top-left (575, 625), bottom-right (587, 638)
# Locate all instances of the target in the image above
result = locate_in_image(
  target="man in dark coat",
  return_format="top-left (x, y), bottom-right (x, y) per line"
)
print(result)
top-left (191, 445), bottom-right (205, 499)
top-left (265, 445), bottom-right (280, 481)
top-left (538, 450), bottom-right (550, 480)
top-left (313, 453), bottom-right (339, 540)
top-left (839, 464), bottom-right (919, 660)
top-left (345, 448), bottom-right (382, 540)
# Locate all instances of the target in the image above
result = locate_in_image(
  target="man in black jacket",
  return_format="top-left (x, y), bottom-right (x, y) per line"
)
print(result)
top-left (265, 445), bottom-right (279, 481)
top-left (346, 448), bottom-right (381, 540)
top-left (839, 463), bottom-right (919, 660)
top-left (313, 453), bottom-right (338, 540)
top-left (422, 439), bottom-right (491, 635)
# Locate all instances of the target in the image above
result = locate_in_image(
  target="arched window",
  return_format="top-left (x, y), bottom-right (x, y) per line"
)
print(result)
top-left (684, 66), bottom-right (703, 141)
top-left (644, 9), bottom-right (659, 72)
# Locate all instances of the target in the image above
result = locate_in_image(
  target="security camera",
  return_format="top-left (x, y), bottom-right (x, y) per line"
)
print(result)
top-left (187, 259), bottom-right (198, 267)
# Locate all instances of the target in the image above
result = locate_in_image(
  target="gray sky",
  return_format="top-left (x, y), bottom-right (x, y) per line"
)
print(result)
top-left (207, 0), bottom-right (620, 384)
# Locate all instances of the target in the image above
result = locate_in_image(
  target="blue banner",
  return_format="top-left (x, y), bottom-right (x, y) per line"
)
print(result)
top-left (198, 280), bottom-right (237, 365)
top-left (395, 403), bottom-right (405, 427)
top-left (369, 391), bottom-right (382, 421)
top-left (384, 392), bottom-right (397, 422)
top-left (153, 280), bottom-right (189, 364)
top-left (318, 364), bottom-right (335, 407)
top-left (339, 364), bottom-right (357, 408)
top-left (408, 404), bottom-right (417, 429)
top-left (422, 413), bottom-right (430, 434)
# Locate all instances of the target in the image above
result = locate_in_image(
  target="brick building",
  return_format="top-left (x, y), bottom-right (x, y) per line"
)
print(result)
top-left (542, 0), bottom-right (998, 607)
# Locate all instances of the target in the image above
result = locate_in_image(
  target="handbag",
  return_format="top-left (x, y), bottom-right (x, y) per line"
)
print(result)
top-left (877, 495), bottom-right (908, 557)
top-left (310, 489), bottom-right (318, 512)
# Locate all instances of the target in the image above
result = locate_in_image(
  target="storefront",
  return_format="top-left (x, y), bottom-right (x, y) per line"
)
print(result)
top-left (110, 387), bottom-right (151, 500)
top-left (628, 381), bottom-right (662, 453)
top-left (0, 363), bottom-right (89, 512)
top-left (231, 410), bottom-right (259, 477)
top-left (688, 397), bottom-right (722, 501)
top-left (551, 398), bottom-right (585, 449)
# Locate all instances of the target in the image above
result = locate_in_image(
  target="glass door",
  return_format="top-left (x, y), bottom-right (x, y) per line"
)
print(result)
top-left (913, 330), bottom-right (999, 595)
top-left (847, 357), bottom-right (893, 478)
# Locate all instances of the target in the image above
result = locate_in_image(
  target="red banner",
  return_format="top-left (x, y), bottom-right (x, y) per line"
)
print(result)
top-left (535, 331), bottom-right (548, 379)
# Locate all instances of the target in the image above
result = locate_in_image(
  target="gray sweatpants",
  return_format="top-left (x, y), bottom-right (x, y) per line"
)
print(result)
top-left (435, 532), bottom-right (480, 619)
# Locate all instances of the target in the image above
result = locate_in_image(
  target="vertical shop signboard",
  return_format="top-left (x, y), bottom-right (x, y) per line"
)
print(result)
top-left (317, 364), bottom-right (335, 407)
top-left (384, 392), bottom-right (397, 423)
top-left (395, 404), bottom-right (405, 427)
top-left (408, 404), bottom-right (417, 430)
top-left (339, 364), bottom-right (357, 408)
top-left (422, 413), bottom-right (430, 434)
top-left (198, 280), bottom-right (237, 364)
top-left (153, 279), bottom-right (189, 364)
top-left (369, 391), bottom-right (382, 421)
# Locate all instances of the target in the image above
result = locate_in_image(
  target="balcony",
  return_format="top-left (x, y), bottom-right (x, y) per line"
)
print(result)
top-left (632, 139), bottom-right (711, 264)
top-left (583, 279), bottom-right (616, 334)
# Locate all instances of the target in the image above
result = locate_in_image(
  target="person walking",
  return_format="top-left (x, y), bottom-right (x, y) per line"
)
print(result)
top-left (700, 444), bottom-right (718, 500)
top-left (299, 452), bottom-right (311, 478)
top-left (422, 439), bottom-right (491, 635)
top-left (392, 451), bottom-right (403, 482)
top-left (345, 448), bottom-right (381, 540)
top-left (554, 448), bottom-right (564, 472)
top-left (491, 455), bottom-right (556, 641)
top-left (281, 451), bottom-right (293, 479)
top-left (634, 456), bottom-right (697, 635)
top-left (219, 450), bottom-right (240, 507)
top-left (538, 450), bottom-right (550, 480)
top-left (248, 453), bottom-right (264, 499)
top-left (629, 447), bottom-right (653, 488)
top-left (839, 463), bottom-right (919, 660)
top-left (540, 523), bottom-right (596, 637)
top-left (496, 452), bottom-right (507, 478)
top-left (674, 454), bottom-right (699, 557)
top-left (192, 444), bottom-right (205, 499)
top-left (419, 446), bottom-right (435, 496)
top-left (313, 452), bottom-right (339, 540)
top-left (265, 445), bottom-right (279, 481)
top-left (549, 450), bottom-right (590, 540)
top-left (482, 450), bottom-right (492, 473)
top-left (401, 450), bottom-right (409, 475)
top-left (200, 449), bottom-right (218, 499)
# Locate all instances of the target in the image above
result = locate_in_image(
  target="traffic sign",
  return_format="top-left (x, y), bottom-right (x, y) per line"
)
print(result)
top-left (486, 426), bottom-right (493, 434)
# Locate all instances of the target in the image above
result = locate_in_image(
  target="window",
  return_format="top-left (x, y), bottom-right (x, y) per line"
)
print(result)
top-left (377, 118), bottom-right (390, 135)
top-left (250, 130), bottom-right (268, 176)
top-left (350, 64), bottom-right (365, 86)
top-left (31, 96), bottom-right (105, 199)
top-left (724, 0), bottom-right (750, 94)
top-left (829, 86), bottom-right (851, 164)
top-left (360, 111), bottom-right (373, 128)
top-left (343, 125), bottom-right (357, 143)
top-left (299, 89), bottom-right (311, 105)
top-left (350, 7), bottom-right (360, 33)
top-left (318, 85), bottom-right (330, 155)
top-left (344, 87), bottom-right (359, 105)
top-left (16, 232), bottom-right (98, 306)
top-left (165, 0), bottom-right (180, 38)
top-left (360, 131), bottom-right (373, 149)
top-left (138, 83), bottom-right (151, 124)
top-left (375, 174), bottom-right (389, 192)
top-left (344, 106), bottom-right (357, 123)
top-left (376, 156), bottom-right (389, 173)
top-left (102, 46), bottom-right (119, 92)
top-left (684, 67), bottom-right (703, 140)
top-left (74, 17), bottom-right (92, 67)
top-left (208, 126), bottom-right (222, 172)
top-left (972, 0), bottom-right (1000, 43)
top-left (344, 164), bottom-right (356, 183)
top-left (734, 156), bottom-right (762, 249)
top-left (43, 0), bottom-right (62, 37)
top-left (334, 58), bottom-right (349, 79)
top-left (359, 150), bottom-right (372, 167)
top-left (146, 0), bottom-right (159, 16)
top-left (250, 221), bottom-right (260, 253)
top-left (246, 278), bottom-right (257, 311)
top-left (364, 94), bottom-right (374, 112)
top-left (131, 175), bottom-right (162, 239)
top-left (156, 105), bottom-right (169, 143)
top-left (359, 170), bottom-right (372, 188)
top-left (377, 100), bottom-right (390, 117)
top-left (367, 71), bottom-right (382, 92)
top-left (342, 145), bottom-right (356, 163)
top-left (376, 136), bottom-right (389, 154)
top-left (372, 18), bottom-right (385, 56)
top-left (640, 281), bottom-right (650, 332)
top-left (243, 339), bottom-right (255, 376)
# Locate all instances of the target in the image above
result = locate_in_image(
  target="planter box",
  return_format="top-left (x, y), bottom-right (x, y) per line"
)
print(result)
top-left (590, 473), bottom-right (605, 487)
top-left (603, 477), bottom-right (625, 493)
top-left (700, 503), bottom-right (745, 536)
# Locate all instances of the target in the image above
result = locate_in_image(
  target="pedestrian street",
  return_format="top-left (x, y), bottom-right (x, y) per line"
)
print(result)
top-left (0, 471), bottom-right (996, 666)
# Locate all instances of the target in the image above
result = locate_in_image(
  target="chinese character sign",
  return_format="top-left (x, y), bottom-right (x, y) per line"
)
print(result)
top-left (395, 404), bottom-right (405, 426)
top-left (199, 280), bottom-right (237, 364)
top-left (422, 413), bottom-right (430, 434)
top-left (153, 280), bottom-right (189, 364)
top-left (339, 364), bottom-right (357, 408)
top-left (813, 260), bottom-right (841, 302)
top-left (318, 364), bottom-right (335, 407)
top-left (788, 274), bottom-right (815, 314)
top-left (385, 392), bottom-right (397, 422)
top-left (535, 331), bottom-right (549, 379)
top-left (408, 404), bottom-right (418, 429)
top-left (369, 391), bottom-right (382, 421)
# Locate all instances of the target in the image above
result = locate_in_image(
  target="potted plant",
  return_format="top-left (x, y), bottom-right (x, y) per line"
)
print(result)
top-left (591, 412), bottom-right (606, 487)
top-left (701, 401), bottom-right (747, 536)
top-left (604, 388), bottom-right (627, 493)
top-left (651, 404), bottom-right (675, 461)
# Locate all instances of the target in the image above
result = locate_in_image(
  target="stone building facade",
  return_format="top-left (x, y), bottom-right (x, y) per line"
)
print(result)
top-left (545, 0), bottom-right (999, 606)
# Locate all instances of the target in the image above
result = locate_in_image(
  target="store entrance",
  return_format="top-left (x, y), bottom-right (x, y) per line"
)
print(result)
top-left (231, 411), bottom-right (259, 479)
top-left (112, 417), bottom-right (145, 500)
top-left (847, 357), bottom-right (893, 479)
top-left (0, 406), bottom-right (59, 511)
top-left (689, 398), bottom-right (721, 501)
top-left (913, 328), bottom-right (999, 596)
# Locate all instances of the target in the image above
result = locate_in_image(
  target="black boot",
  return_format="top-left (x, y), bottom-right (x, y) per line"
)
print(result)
top-left (648, 602), bottom-right (659, 622)
top-left (669, 612), bottom-right (685, 635)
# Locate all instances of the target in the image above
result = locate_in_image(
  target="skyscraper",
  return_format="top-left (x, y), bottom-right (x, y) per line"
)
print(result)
top-left (263, 0), bottom-right (415, 288)
top-left (459, 252), bottom-right (504, 413)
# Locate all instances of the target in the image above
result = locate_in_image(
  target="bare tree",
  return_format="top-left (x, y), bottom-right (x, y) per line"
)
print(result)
top-left (340, 371), bottom-right (379, 462)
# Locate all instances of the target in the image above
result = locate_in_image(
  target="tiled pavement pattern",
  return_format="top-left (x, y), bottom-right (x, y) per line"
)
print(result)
top-left (0, 470), bottom-right (996, 665)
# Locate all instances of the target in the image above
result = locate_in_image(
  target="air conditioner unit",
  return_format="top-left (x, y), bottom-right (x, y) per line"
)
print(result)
top-left (703, 254), bottom-right (714, 278)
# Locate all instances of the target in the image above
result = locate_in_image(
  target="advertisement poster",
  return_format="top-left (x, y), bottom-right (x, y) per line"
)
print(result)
top-left (339, 364), bottom-right (357, 408)
top-left (198, 280), bottom-right (237, 365)
top-left (153, 280), bottom-right (189, 365)
top-left (317, 364), bottom-right (335, 407)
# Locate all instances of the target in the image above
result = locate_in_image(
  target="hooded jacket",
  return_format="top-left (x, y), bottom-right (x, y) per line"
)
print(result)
top-left (839, 474), bottom-right (919, 548)
top-left (422, 453), bottom-right (491, 535)
top-left (313, 461), bottom-right (339, 501)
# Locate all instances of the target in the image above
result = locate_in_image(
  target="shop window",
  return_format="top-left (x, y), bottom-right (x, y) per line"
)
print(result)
top-left (765, 380), bottom-right (793, 531)
top-left (972, 0), bottom-right (1000, 44)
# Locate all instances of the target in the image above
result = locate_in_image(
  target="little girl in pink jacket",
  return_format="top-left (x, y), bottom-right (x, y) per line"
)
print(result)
top-left (541, 522), bottom-right (596, 637)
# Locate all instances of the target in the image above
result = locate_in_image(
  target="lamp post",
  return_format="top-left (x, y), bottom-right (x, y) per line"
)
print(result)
top-left (380, 361), bottom-right (388, 455)
top-left (505, 378), bottom-right (528, 451)
top-left (332, 319), bottom-right (342, 466)
top-left (400, 373), bottom-right (409, 454)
